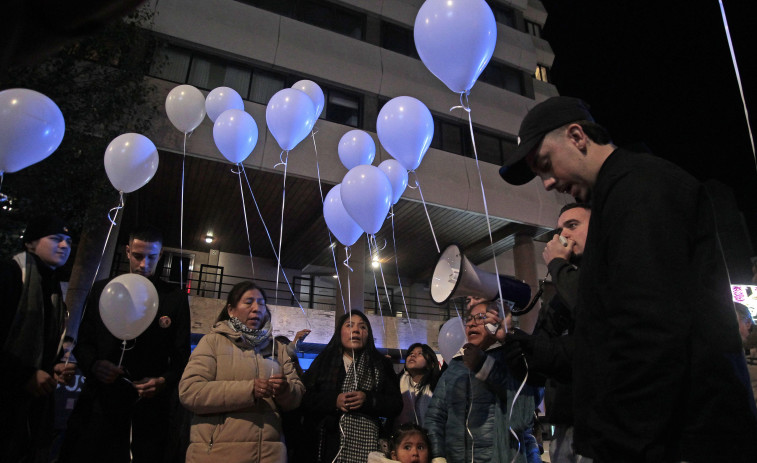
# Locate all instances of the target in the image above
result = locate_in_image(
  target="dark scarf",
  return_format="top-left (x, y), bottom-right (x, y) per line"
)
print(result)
top-left (336, 351), bottom-right (381, 462)
top-left (2, 252), bottom-right (66, 371)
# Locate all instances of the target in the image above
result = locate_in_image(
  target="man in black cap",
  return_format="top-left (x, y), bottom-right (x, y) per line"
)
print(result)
top-left (60, 224), bottom-right (190, 463)
top-left (0, 215), bottom-right (76, 462)
top-left (500, 96), bottom-right (757, 462)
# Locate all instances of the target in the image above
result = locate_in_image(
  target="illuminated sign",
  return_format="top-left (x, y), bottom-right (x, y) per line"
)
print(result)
top-left (731, 285), bottom-right (757, 321)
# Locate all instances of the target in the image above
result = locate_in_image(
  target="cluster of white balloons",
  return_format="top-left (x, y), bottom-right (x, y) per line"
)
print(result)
top-left (414, 0), bottom-right (497, 95)
top-left (163, 80), bottom-right (325, 165)
top-left (324, 96), bottom-right (435, 246)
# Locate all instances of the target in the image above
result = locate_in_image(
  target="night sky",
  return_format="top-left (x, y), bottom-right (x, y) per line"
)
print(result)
top-left (540, 1), bottom-right (757, 254)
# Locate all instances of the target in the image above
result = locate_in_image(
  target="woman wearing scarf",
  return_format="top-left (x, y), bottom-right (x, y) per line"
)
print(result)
top-left (298, 311), bottom-right (402, 463)
top-left (179, 281), bottom-right (303, 463)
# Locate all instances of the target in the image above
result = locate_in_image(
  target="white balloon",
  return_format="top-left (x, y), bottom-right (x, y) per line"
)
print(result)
top-left (378, 159), bottom-right (408, 205)
top-left (338, 130), bottom-right (375, 170)
top-left (438, 317), bottom-right (466, 364)
top-left (0, 88), bottom-right (65, 174)
top-left (414, 0), bottom-right (497, 93)
top-left (205, 87), bottom-right (244, 123)
top-left (340, 165), bottom-right (392, 235)
top-left (165, 85), bottom-right (206, 133)
top-left (213, 109), bottom-right (258, 164)
top-left (377, 96), bottom-right (434, 171)
top-left (99, 274), bottom-right (159, 341)
top-left (324, 184), bottom-right (363, 246)
top-left (292, 80), bottom-right (325, 120)
top-left (265, 88), bottom-right (316, 151)
top-left (104, 133), bottom-right (159, 193)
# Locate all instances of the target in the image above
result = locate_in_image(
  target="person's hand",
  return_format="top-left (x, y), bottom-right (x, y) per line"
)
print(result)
top-left (462, 343), bottom-right (486, 372)
top-left (92, 360), bottom-right (124, 384)
top-left (484, 307), bottom-right (509, 343)
top-left (254, 378), bottom-right (272, 399)
top-left (133, 377), bottom-right (166, 398)
top-left (293, 329), bottom-right (311, 345)
top-left (25, 370), bottom-right (57, 397)
top-left (53, 362), bottom-right (76, 385)
top-left (336, 391), bottom-right (366, 412)
top-left (543, 235), bottom-right (573, 265)
top-left (268, 373), bottom-right (289, 397)
top-left (504, 329), bottom-right (531, 380)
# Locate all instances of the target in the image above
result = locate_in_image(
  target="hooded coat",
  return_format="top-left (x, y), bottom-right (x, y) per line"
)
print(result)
top-left (179, 321), bottom-right (304, 463)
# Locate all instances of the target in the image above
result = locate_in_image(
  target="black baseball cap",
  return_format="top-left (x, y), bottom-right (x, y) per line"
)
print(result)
top-left (500, 96), bottom-right (594, 185)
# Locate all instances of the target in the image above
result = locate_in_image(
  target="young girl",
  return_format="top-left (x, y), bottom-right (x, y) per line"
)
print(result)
top-left (368, 423), bottom-right (431, 463)
top-left (395, 343), bottom-right (440, 429)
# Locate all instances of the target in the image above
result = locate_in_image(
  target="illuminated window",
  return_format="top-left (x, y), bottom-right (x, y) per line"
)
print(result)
top-left (535, 64), bottom-right (551, 83)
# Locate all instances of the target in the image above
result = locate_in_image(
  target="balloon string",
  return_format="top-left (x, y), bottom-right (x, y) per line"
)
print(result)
top-left (342, 246), bottom-right (353, 272)
top-left (367, 235), bottom-right (387, 340)
top-left (117, 340), bottom-right (127, 369)
top-left (236, 165), bottom-right (256, 278)
top-left (330, 240), bottom-right (347, 314)
top-left (0, 172), bottom-right (7, 201)
top-left (410, 172), bottom-right (440, 254)
top-left (719, 1), bottom-right (757, 169)
top-left (77, 193), bottom-right (124, 343)
top-left (312, 128), bottom-right (348, 313)
top-left (508, 356), bottom-right (528, 463)
top-left (180, 133), bottom-right (187, 290)
top-left (240, 167), bottom-right (311, 329)
top-left (390, 205), bottom-right (414, 337)
top-left (275, 150), bottom-right (289, 305)
top-left (310, 130), bottom-right (326, 203)
top-left (462, 100), bottom-right (508, 332)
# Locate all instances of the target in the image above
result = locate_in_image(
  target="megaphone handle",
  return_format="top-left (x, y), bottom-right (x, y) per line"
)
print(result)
top-left (510, 272), bottom-right (548, 316)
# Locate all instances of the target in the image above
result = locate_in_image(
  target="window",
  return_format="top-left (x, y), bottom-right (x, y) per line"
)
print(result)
top-left (250, 71), bottom-right (285, 104)
top-left (381, 21), bottom-right (418, 58)
top-left (479, 61), bottom-right (524, 95)
top-left (525, 21), bottom-right (542, 38)
top-left (150, 47), bottom-right (191, 83)
top-left (188, 56), bottom-right (251, 98)
top-left (241, 0), bottom-right (365, 40)
top-left (535, 64), bottom-right (551, 83)
top-left (325, 89), bottom-right (360, 127)
top-left (486, 1), bottom-right (516, 29)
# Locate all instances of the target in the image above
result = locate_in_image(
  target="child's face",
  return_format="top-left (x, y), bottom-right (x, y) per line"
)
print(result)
top-left (391, 432), bottom-right (429, 463)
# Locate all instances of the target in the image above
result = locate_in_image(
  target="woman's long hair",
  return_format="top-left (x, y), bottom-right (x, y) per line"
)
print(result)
top-left (215, 281), bottom-right (269, 323)
top-left (403, 343), bottom-right (441, 391)
top-left (303, 311), bottom-right (386, 386)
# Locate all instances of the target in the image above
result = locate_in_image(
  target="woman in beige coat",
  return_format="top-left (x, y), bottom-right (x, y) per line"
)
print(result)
top-left (179, 281), bottom-right (304, 462)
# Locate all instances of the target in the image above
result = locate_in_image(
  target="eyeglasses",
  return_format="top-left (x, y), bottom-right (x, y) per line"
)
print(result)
top-left (463, 313), bottom-right (488, 325)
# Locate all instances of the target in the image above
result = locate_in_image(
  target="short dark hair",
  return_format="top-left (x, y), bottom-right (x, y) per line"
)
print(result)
top-left (559, 202), bottom-right (591, 216)
top-left (216, 281), bottom-right (268, 323)
top-left (129, 225), bottom-right (163, 245)
top-left (577, 120), bottom-right (613, 145)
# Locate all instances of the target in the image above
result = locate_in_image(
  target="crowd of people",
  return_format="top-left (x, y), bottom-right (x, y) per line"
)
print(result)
top-left (4, 96), bottom-right (757, 463)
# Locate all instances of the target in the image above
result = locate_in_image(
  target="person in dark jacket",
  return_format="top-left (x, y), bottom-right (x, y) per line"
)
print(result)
top-left (60, 225), bottom-right (191, 462)
top-left (500, 95), bottom-right (757, 462)
top-left (0, 215), bottom-right (75, 462)
top-left (507, 203), bottom-right (587, 462)
top-left (299, 310), bottom-right (402, 463)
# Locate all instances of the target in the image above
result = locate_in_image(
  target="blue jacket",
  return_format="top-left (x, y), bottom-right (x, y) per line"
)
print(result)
top-left (425, 344), bottom-right (539, 463)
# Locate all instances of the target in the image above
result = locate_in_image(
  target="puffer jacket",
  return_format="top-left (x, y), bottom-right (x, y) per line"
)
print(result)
top-left (179, 321), bottom-right (304, 463)
top-left (424, 345), bottom-right (539, 463)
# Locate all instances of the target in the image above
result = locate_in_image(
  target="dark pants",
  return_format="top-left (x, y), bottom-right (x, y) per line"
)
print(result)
top-left (59, 381), bottom-right (169, 463)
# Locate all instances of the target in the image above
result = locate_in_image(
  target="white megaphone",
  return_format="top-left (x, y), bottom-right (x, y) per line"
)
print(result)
top-left (430, 244), bottom-right (531, 309)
